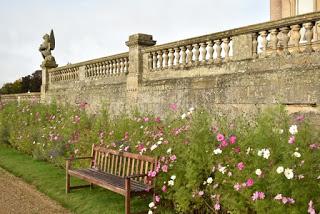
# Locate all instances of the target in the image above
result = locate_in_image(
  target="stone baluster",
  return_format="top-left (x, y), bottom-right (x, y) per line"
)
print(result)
top-left (259, 31), bottom-right (268, 57)
top-left (105, 61), bottom-right (110, 75)
top-left (187, 45), bottom-right (193, 65)
top-left (214, 40), bottom-right (222, 63)
top-left (124, 58), bottom-right (129, 74)
top-left (279, 27), bottom-right (290, 55)
top-left (152, 52), bottom-right (158, 69)
top-left (98, 63), bottom-right (102, 76)
top-left (304, 22), bottom-right (314, 53)
top-left (163, 50), bottom-right (169, 68)
top-left (88, 65), bottom-right (92, 77)
top-left (148, 54), bottom-right (153, 69)
top-left (174, 47), bottom-right (180, 66)
top-left (290, 24), bottom-right (301, 53)
top-left (119, 58), bottom-right (124, 74)
top-left (207, 41), bottom-right (214, 63)
top-left (252, 33), bottom-right (258, 58)
top-left (269, 29), bottom-right (279, 56)
top-left (200, 43), bottom-right (207, 64)
top-left (109, 60), bottom-right (114, 75)
top-left (193, 43), bottom-right (200, 64)
top-left (157, 51), bottom-right (163, 69)
top-left (222, 38), bottom-right (230, 61)
top-left (101, 62), bottom-right (105, 75)
top-left (181, 46), bottom-right (187, 66)
top-left (113, 60), bottom-right (117, 75)
top-left (116, 59), bottom-right (121, 75)
top-left (168, 49), bottom-right (174, 67)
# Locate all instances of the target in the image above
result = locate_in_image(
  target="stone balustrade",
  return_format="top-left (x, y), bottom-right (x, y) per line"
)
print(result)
top-left (84, 53), bottom-right (129, 78)
top-left (145, 36), bottom-right (232, 71)
top-left (48, 52), bottom-right (129, 85)
top-left (144, 12), bottom-right (320, 71)
top-left (50, 66), bottom-right (80, 83)
top-left (0, 92), bottom-right (41, 104)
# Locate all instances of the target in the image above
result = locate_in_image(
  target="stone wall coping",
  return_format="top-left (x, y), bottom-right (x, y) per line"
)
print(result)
top-left (49, 52), bottom-right (129, 73)
top-left (143, 11), bottom-right (320, 53)
top-left (0, 92), bottom-right (41, 98)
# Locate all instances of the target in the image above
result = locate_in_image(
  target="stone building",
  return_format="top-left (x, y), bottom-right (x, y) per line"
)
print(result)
top-left (271, 0), bottom-right (320, 20)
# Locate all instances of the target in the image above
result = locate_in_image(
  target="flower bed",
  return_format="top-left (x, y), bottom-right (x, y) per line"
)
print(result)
top-left (0, 101), bottom-right (319, 213)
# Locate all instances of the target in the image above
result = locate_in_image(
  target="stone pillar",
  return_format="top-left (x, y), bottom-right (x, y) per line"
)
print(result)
top-left (125, 34), bottom-right (156, 110)
top-left (270, 0), bottom-right (282, 20)
top-left (232, 34), bottom-right (254, 61)
top-left (40, 64), bottom-right (58, 102)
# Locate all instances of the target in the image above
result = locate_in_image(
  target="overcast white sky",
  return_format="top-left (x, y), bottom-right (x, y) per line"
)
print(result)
top-left (0, 0), bottom-right (269, 87)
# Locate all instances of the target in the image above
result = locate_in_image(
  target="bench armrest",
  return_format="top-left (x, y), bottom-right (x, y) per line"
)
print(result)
top-left (65, 156), bottom-right (93, 161)
top-left (125, 173), bottom-right (148, 179)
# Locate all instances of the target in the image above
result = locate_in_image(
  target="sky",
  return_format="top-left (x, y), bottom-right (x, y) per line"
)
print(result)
top-left (0, 0), bottom-right (269, 87)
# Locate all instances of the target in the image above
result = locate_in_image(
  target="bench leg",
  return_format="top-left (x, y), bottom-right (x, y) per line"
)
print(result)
top-left (66, 161), bottom-right (70, 193)
top-left (125, 178), bottom-right (131, 214)
top-left (66, 173), bottom-right (70, 193)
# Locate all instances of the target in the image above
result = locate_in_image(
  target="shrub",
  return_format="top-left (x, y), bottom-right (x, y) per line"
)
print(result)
top-left (0, 102), bottom-right (319, 213)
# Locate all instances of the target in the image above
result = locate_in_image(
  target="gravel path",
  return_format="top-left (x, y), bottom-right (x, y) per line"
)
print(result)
top-left (0, 167), bottom-right (71, 214)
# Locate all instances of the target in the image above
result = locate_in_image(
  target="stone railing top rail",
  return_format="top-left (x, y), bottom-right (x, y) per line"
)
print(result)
top-left (0, 92), bottom-right (41, 97)
top-left (49, 52), bottom-right (129, 73)
top-left (144, 11), bottom-right (320, 52)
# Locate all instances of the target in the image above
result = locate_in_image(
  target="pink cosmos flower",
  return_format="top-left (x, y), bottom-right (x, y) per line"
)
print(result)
top-left (220, 140), bottom-right (228, 148)
top-left (148, 171), bottom-right (157, 177)
top-left (154, 117), bottom-right (161, 123)
top-left (198, 191), bottom-right (204, 196)
top-left (288, 136), bottom-right (295, 144)
top-left (162, 185), bottom-right (167, 192)
top-left (155, 195), bottom-right (160, 203)
top-left (169, 103), bottom-right (177, 111)
top-left (216, 134), bottom-right (225, 142)
top-left (214, 203), bottom-right (221, 211)
top-left (246, 178), bottom-right (254, 187)
top-left (234, 183), bottom-right (241, 191)
top-left (252, 191), bottom-right (265, 201)
top-left (212, 126), bottom-right (218, 133)
top-left (143, 117), bottom-right (149, 122)
top-left (234, 147), bottom-right (241, 153)
top-left (295, 115), bottom-right (304, 122)
top-left (170, 155), bottom-right (177, 162)
top-left (124, 146), bottom-right (129, 152)
top-left (229, 135), bottom-right (237, 144)
top-left (308, 200), bottom-right (316, 214)
top-left (237, 162), bottom-right (245, 171)
top-left (161, 165), bottom-right (168, 172)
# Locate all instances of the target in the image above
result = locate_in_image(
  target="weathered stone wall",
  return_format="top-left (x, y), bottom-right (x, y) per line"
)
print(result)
top-left (42, 12), bottom-right (320, 123)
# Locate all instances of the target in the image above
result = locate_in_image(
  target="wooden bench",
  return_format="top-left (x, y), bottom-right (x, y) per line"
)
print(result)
top-left (66, 144), bottom-right (157, 214)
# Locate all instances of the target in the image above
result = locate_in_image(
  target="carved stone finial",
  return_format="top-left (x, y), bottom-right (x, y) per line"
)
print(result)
top-left (39, 29), bottom-right (58, 68)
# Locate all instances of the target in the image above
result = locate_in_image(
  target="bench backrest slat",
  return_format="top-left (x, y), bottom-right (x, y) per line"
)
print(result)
top-left (91, 144), bottom-right (157, 185)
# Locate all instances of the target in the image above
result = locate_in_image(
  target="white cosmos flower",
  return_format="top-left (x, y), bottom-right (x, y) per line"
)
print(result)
top-left (246, 147), bottom-right (252, 155)
top-left (258, 149), bottom-right (270, 159)
top-left (181, 113), bottom-right (187, 119)
top-left (293, 152), bottom-right (301, 158)
top-left (207, 177), bottom-right (213, 184)
top-left (276, 166), bottom-right (284, 174)
top-left (168, 180), bottom-right (174, 186)
top-left (213, 148), bottom-right (222, 155)
top-left (150, 144), bottom-right (158, 151)
top-left (284, 168), bottom-right (294, 179)
top-left (149, 202), bottom-right (155, 208)
top-left (170, 175), bottom-right (176, 180)
top-left (157, 140), bottom-right (162, 145)
top-left (166, 148), bottom-right (172, 154)
top-left (289, 125), bottom-right (298, 135)
top-left (257, 150), bottom-right (263, 157)
top-left (218, 166), bottom-right (227, 174)
top-left (148, 210), bottom-right (153, 214)
top-left (255, 169), bottom-right (262, 176)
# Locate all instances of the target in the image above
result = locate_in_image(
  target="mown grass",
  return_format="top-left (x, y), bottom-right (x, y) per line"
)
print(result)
top-left (0, 144), bottom-right (149, 214)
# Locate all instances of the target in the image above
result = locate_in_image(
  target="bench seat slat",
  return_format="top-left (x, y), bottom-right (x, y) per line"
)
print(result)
top-left (68, 169), bottom-right (150, 195)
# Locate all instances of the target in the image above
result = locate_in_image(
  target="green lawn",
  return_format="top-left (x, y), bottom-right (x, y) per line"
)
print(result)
top-left (0, 144), bottom-right (149, 214)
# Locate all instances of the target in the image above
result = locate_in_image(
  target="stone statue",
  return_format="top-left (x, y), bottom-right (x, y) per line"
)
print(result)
top-left (39, 29), bottom-right (58, 68)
